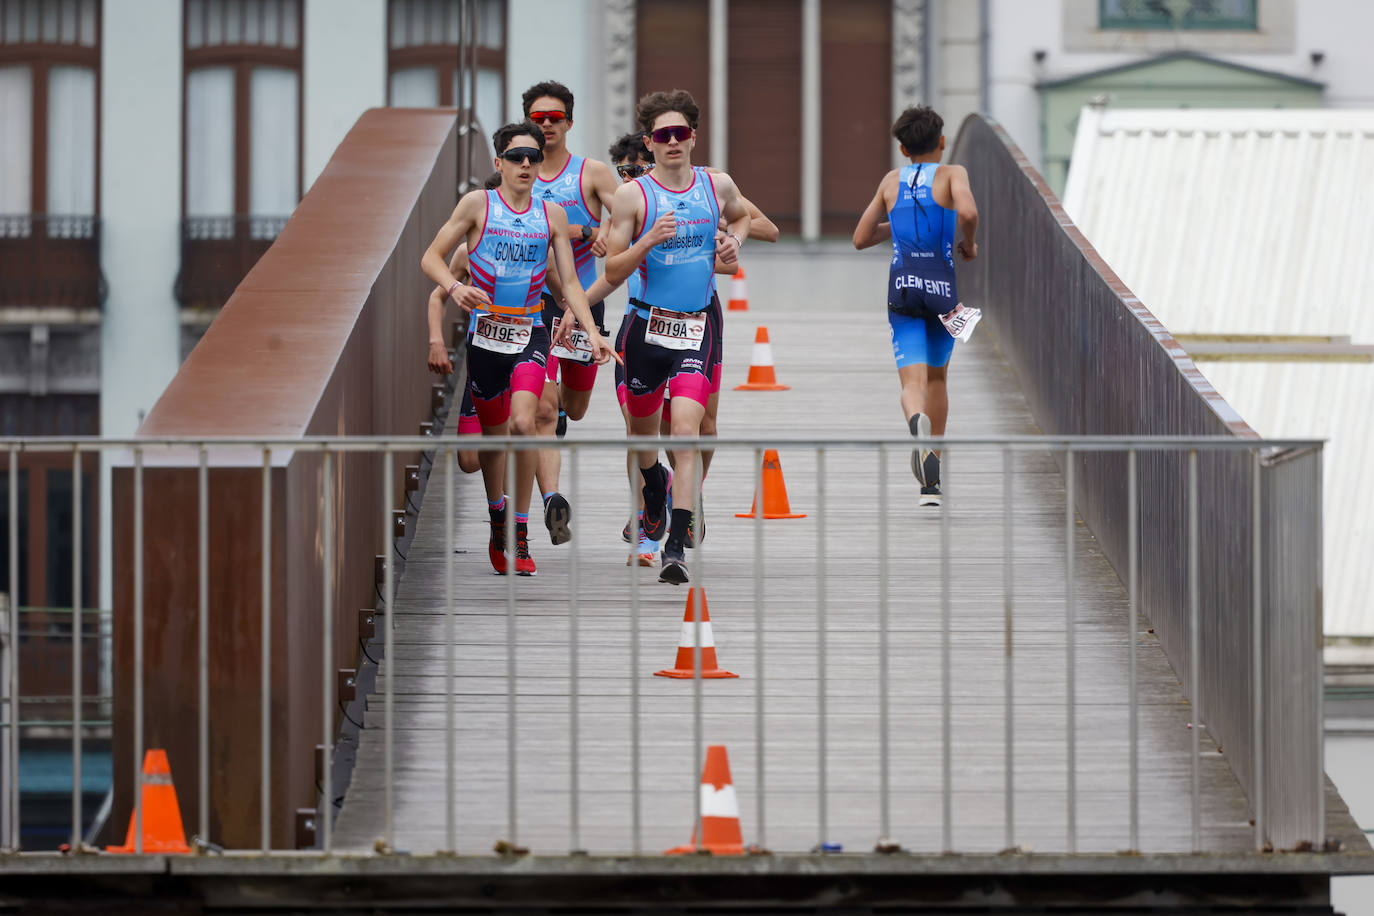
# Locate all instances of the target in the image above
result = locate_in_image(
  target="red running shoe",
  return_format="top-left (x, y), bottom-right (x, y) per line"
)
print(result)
top-left (514, 522), bottom-right (537, 576)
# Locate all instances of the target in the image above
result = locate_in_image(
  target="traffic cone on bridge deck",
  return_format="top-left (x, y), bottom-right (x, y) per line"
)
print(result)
top-left (665, 744), bottom-right (745, 855)
top-left (736, 449), bottom-right (806, 520)
top-left (733, 326), bottom-right (789, 391)
top-left (106, 749), bottom-right (191, 853)
top-left (655, 588), bottom-right (738, 679)
top-left (727, 266), bottom-right (749, 311)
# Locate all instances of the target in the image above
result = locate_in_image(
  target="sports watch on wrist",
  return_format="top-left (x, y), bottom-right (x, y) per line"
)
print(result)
top-left (580, 224), bottom-right (593, 241)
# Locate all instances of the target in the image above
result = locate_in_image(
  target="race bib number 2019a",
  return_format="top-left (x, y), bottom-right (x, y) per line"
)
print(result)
top-left (473, 314), bottom-right (533, 354)
top-left (645, 307), bottom-right (707, 351)
top-left (940, 303), bottom-right (983, 342)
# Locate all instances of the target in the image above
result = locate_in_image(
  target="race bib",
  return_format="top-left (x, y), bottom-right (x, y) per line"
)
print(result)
top-left (644, 307), bottom-right (707, 351)
top-left (940, 303), bottom-right (982, 342)
top-left (472, 313), bottom-right (533, 354)
top-left (549, 316), bottom-right (593, 364)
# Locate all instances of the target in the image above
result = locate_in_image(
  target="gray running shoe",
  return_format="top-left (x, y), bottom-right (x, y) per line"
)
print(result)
top-left (659, 544), bottom-right (689, 585)
top-left (910, 413), bottom-right (934, 485)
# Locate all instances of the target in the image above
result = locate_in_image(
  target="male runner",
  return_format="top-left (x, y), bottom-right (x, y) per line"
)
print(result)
top-left (851, 105), bottom-right (978, 506)
top-left (603, 90), bottom-right (751, 585)
top-left (522, 80), bottom-right (620, 545)
top-left (422, 121), bottom-right (615, 575)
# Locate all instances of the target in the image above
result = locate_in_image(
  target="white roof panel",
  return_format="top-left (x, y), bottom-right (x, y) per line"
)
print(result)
top-left (1063, 107), bottom-right (1374, 636)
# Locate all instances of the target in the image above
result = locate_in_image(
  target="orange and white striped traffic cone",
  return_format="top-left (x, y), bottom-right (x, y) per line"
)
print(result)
top-left (733, 326), bottom-right (789, 391)
top-left (735, 449), bottom-right (806, 520)
top-left (727, 266), bottom-right (749, 311)
top-left (665, 744), bottom-right (746, 855)
top-left (106, 749), bottom-right (192, 854)
top-left (654, 588), bottom-right (738, 679)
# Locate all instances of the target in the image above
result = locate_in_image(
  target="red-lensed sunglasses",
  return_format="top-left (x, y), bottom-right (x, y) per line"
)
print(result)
top-left (649, 125), bottom-right (692, 144)
top-left (529, 110), bottom-right (567, 124)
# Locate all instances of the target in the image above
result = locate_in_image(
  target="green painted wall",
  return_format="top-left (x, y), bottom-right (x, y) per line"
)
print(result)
top-left (1042, 57), bottom-right (1322, 193)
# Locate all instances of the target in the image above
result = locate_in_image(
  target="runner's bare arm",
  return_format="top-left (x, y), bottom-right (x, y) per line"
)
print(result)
top-left (426, 243), bottom-right (470, 374)
top-left (604, 180), bottom-right (652, 285)
top-left (582, 204), bottom-right (677, 302)
top-left (704, 168), bottom-right (778, 242)
top-left (948, 165), bottom-right (978, 261)
top-left (712, 172), bottom-right (751, 268)
top-left (852, 170), bottom-right (898, 250)
top-left (547, 206), bottom-right (620, 365)
top-left (584, 158), bottom-right (620, 257)
top-left (421, 191), bottom-right (491, 313)
top-left (543, 249), bottom-right (566, 304)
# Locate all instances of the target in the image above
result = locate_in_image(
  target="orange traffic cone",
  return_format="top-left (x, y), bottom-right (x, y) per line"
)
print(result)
top-left (736, 449), bottom-right (806, 519)
top-left (666, 744), bottom-right (745, 855)
top-left (106, 749), bottom-right (192, 854)
top-left (655, 587), bottom-right (739, 679)
top-left (733, 326), bottom-right (789, 391)
top-left (727, 266), bottom-right (749, 311)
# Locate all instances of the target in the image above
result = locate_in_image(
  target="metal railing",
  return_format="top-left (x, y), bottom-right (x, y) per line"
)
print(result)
top-left (0, 432), bottom-right (1326, 857)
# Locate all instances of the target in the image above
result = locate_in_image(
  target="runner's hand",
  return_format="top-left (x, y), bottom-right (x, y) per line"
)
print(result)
top-left (589, 332), bottom-right (622, 367)
top-left (715, 232), bottom-right (740, 267)
top-left (957, 239), bottom-right (977, 261)
top-left (590, 233), bottom-right (608, 258)
top-left (428, 341), bottom-right (453, 375)
top-left (552, 316), bottom-right (577, 351)
top-left (646, 211), bottom-right (677, 246)
top-left (450, 284), bottom-right (491, 313)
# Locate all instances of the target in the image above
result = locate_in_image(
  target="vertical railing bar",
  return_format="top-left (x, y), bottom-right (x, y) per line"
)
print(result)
top-left (505, 442), bottom-right (516, 845)
top-left (692, 448), bottom-right (704, 852)
top-left (1251, 447), bottom-right (1264, 850)
top-left (940, 449), bottom-right (952, 853)
top-left (134, 447), bottom-right (144, 854)
top-left (321, 449), bottom-right (333, 854)
top-left (1128, 448), bottom-right (1139, 852)
top-left (753, 445), bottom-right (765, 849)
top-left (1065, 445), bottom-right (1076, 854)
top-left (383, 447), bottom-right (395, 851)
top-left (816, 447), bottom-right (828, 851)
top-left (1002, 446), bottom-right (1014, 851)
top-left (70, 447), bottom-right (82, 849)
top-left (6, 448), bottom-right (16, 849)
top-left (261, 446), bottom-right (272, 852)
top-left (877, 446), bottom-right (890, 844)
top-left (628, 444), bottom-right (641, 855)
top-left (569, 446), bottom-right (580, 853)
top-left (445, 448), bottom-right (457, 853)
top-left (1188, 449), bottom-right (1200, 853)
top-left (198, 446), bottom-right (209, 847)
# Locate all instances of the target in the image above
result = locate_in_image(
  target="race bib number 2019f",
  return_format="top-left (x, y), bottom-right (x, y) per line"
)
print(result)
top-left (645, 307), bottom-right (707, 351)
top-left (940, 303), bottom-right (983, 342)
top-left (472, 314), bottom-right (533, 354)
top-left (549, 316), bottom-right (593, 364)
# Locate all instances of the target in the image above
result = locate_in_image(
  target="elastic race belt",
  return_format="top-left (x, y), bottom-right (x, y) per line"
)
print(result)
top-left (628, 297), bottom-right (709, 322)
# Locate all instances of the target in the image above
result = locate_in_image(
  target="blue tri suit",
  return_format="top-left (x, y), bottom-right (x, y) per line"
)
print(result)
top-left (886, 161), bottom-right (958, 369)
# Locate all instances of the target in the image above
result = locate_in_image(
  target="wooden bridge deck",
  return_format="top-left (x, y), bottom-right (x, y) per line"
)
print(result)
top-left (331, 260), bottom-right (1257, 856)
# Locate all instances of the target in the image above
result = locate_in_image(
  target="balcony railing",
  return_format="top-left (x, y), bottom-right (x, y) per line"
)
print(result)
top-left (174, 216), bottom-right (290, 311)
top-left (0, 215), bottom-right (106, 310)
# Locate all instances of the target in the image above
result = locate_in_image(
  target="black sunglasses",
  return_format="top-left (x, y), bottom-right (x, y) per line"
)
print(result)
top-left (649, 125), bottom-right (692, 144)
top-left (500, 146), bottom-right (544, 164)
top-left (616, 163), bottom-right (649, 179)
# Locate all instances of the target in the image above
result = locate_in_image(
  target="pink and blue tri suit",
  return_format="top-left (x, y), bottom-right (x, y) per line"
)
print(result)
top-left (464, 189), bottom-right (551, 426)
top-left (536, 154), bottom-right (606, 391)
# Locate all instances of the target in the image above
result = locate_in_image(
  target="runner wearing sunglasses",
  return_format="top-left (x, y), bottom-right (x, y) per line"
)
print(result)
top-left (851, 105), bottom-right (979, 507)
top-left (421, 121), bottom-right (617, 576)
top-left (602, 90), bottom-right (752, 586)
top-left (519, 81), bottom-right (621, 547)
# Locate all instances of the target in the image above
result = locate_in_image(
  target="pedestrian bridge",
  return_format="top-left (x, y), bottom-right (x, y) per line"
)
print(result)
top-left (2, 109), bottom-right (1369, 912)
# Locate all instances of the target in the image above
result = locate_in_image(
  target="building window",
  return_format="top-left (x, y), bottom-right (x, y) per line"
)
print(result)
top-left (387, 0), bottom-right (505, 137)
top-left (1099, 0), bottom-right (1258, 30)
top-left (177, 0), bottom-right (302, 310)
top-left (0, 0), bottom-right (103, 309)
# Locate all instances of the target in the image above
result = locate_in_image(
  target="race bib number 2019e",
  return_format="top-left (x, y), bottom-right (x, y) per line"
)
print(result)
top-left (940, 303), bottom-right (983, 342)
top-left (645, 307), bottom-right (707, 351)
top-left (549, 316), bottom-right (593, 364)
top-left (472, 314), bottom-right (533, 354)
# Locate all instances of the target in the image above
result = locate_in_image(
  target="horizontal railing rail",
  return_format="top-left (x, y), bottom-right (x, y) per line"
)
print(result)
top-left (0, 433), bottom-right (1328, 859)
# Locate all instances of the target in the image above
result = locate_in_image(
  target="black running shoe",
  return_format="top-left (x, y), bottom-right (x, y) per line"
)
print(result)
top-left (543, 492), bottom-right (571, 545)
top-left (622, 513), bottom-right (641, 544)
top-left (659, 544), bottom-right (689, 585)
top-left (920, 483), bottom-right (943, 507)
top-left (641, 466), bottom-right (668, 542)
top-left (910, 413), bottom-right (934, 485)
top-left (556, 408), bottom-right (568, 439)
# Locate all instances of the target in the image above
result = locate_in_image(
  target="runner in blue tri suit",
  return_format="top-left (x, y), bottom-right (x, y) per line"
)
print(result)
top-left (521, 81), bottom-right (620, 547)
top-left (422, 121), bottom-right (616, 577)
top-left (603, 89), bottom-right (752, 586)
top-left (852, 105), bottom-right (979, 507)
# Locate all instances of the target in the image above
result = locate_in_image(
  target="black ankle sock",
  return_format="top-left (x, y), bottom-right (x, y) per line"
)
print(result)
top-left (666, 507), bottom-right (692, 551)
top-left (640, 462), bottom-right (667, 497)
top-left (908, 414), bottom-right (923, 437)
